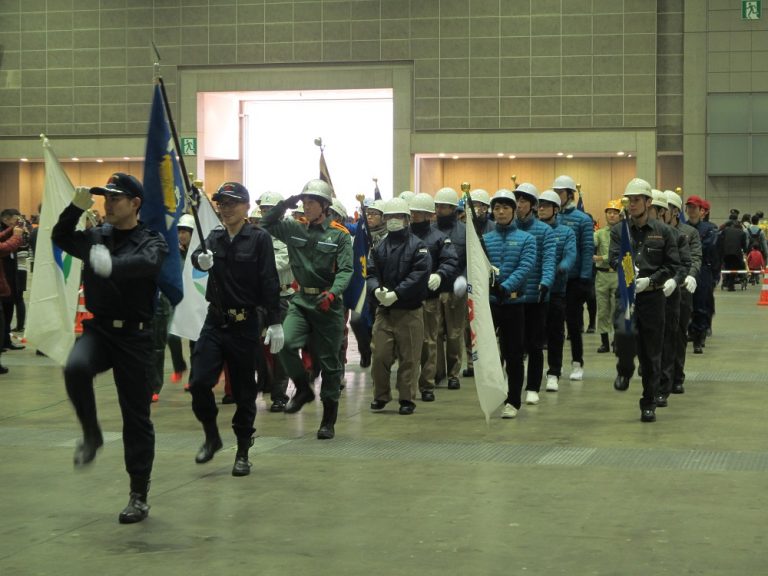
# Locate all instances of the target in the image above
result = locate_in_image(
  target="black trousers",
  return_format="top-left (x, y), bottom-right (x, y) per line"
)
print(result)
top-left (635, 290), bottom-right (666, 409)
top-left (63, 319), bottom-right (155, 479)
top-left (690, 266), bottom-right (713, 339)
top-left (613, 296), bottom-right (637, 380)
top-left (523, 301), bottom-right (547, 392)
top-left (189, 314), bottom-right (262, 439)
top-left (565, 278), bottom-right (586, 366)
top-left (659, 288), bottom-right (681, 397)
top-left (546, 293), bottom-right (566, 377)
top-left (674, 289), bottom-right (693, 387)
top-left (491, 303), bottom-right (525, 409)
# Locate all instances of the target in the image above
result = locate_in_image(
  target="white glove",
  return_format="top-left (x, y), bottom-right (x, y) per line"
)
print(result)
top-left (264, 324), bottom-right (284, 354)
top-left (428, 273), bottom-right (442, 291)
top-left (453, 275), bottom-right (468, 297)
top-left (635, 277), bottom-right (650, 293)
top-left (684, 275), bottom-right (697, 293)
top-left (379, 289), bottom-right (398, 307)
top-left (662, 278), bottom-right (677, 297)
top-left (374, 287), bottom-right (388, 303)
top-left (89, 244), bottom-right (112, 278)
top-left (197, 250), bottom-right (214, 271)
top-left (72, 186), bottom-right (94, 211)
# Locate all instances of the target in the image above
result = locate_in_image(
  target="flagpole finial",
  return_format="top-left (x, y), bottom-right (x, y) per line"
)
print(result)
top-left (460, 182), bottom-right (471, 194)
top-left (355, 193), bottom-right (365, 203)
top-left (151, 41), bottom-right (162, 79)
top-left (576, 183), bottom-right (582, 193)
top-left (372, 177), bottom-right (378, 184)
top-left (675, 186), bottom-right (682, 194)
top-left (510, 174), bottom-right (517, 186)
top-left (314, 137), bottom-right (323, 151)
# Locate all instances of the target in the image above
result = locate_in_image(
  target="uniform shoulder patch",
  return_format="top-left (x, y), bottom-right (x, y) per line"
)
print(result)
top-left (330, 221), bottom-right (350, 234)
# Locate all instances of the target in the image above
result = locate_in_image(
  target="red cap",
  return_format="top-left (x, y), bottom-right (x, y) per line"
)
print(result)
top-left (701, 200), bottom-right (711, 211)
top-left (685, 194), bottom-right (705, 208)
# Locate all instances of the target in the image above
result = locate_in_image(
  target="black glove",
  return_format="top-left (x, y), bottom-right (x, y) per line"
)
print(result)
top-left (538, 284), bottom-right (549, 304)
top-left (491, 280), bottom-right (508, 301)
top-left (283, 194), bottom-right (302, 209)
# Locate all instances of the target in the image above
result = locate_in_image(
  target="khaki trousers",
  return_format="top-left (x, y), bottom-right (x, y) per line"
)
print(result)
top-left (372, 307), bottom-right (424, 403)
top-left (418, 298), bottom-right (440, 392)
top-left (595, 269), bottom-right (618, 336)
top-left (436, 291), bottom-right (467, 380)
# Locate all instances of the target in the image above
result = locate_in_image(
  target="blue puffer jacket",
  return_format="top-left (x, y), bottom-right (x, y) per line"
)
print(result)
top-left (546, 220), bottom-right (577, 294)
top-left (558, 204), bottom-right (594, 281)
top-left (515, 215), bottom-right (556, 302)
top-left (483, 221), bottom-right (536, 305)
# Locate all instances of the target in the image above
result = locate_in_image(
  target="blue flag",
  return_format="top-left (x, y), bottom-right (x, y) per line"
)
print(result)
top-left (343, 215), bottom-right (370, 317)
top-left (374, 180), bottom-right (382, 200)
top-left (141, 84), bottom-right (185, 306)
top-left (617, 217), bottom-right (636, 333)
top-left (576, 193), bottom-right (585, 212)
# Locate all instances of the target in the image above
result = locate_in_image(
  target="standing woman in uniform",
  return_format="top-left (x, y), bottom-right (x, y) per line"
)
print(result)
top-left (52, 173), bottom-right (168, 524)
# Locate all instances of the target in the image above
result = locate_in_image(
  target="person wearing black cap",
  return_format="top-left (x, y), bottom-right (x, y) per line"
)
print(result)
top-left (52, 173), bottom-right (168, 523)
top-left (189, 182), bottom-right (283, 476)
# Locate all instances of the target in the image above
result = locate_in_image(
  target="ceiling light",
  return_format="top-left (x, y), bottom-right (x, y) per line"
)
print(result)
top-left (557, 152), bottom-right (564, 156)
top-left (452, 155), bottom-right (459, 160)
top-left (96, 159), bottom-right (104, 163)
top-left (617, 151), bottom-right (625, 156)
top-left (71, 157), bottom-right (79, 161)
top-left (566, 154), bottom-right (573, 159)
top-left (123, 156), bottom-right (130, 160)
top-left (497, 153), bottom-right (504, 157)
top-left (508, 155), bottom-right (516, 159)
top-left (20, 158), bottom-right (28, 162)
top-left (438, 153), bottom-right (446, 158)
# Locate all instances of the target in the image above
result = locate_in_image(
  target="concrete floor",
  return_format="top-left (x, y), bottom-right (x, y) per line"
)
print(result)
top-left (1, 288), bottom-right (767, 576)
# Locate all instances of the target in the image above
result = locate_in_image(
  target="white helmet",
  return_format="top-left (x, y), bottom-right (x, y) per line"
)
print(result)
top-left (382, 197), bottom-right (410, 217)
top-left (651, 190), bottom-right (668, 209)
top-left (301, 179), bottom-right (333, 203)
top-left (665, 190), bottom-right (682, 210)
top-left (538, 189), bottom-right (561, 207)
top-left (434, 187), bottom-right (459, 207)
top-left (469, 189), bottom-right (491, 206)
top-left (178, 213), bottom-right (195, 230)
top-left (410, 192), bottom-right (435, 214)
top-left (258, 190), bottom-right (284, 207)
top-left (399, 190), bottom-right (415, 203)
top-left (329, 198), bottom-right (348, 220)
top-left (514, 182), bottom-right (539, 204)
top-left (490, 189), bottom-right (517, 208)
top-left (367, 199), bottom-right (385, 214)
top-left (249, 207), bottom-right (262, 219)
top-left (552, 174), bottom-right (577, 191)
top-left (624, 178), bottom-right (653, 198)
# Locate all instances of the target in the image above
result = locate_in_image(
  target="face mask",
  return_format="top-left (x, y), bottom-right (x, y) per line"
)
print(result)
top-left (436, 214), bottom-right (455, 228)
top-left (386, 219), bottom-right (406, 232)
top-left (410, 220), bottom-right (430, 233)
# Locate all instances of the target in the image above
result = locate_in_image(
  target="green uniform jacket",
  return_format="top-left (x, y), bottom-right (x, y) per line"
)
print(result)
top-left (261, 202), bottom-right (353, 300)
top-left (594, 226), bottom-right (613, 271)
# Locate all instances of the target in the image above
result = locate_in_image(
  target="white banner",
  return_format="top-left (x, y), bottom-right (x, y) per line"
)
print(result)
top-left (25, 137), bottom-right (83, 366)
top-left (169, 197), bottom-right (220, 341)
top-left (466, 218), bottom-right (507, 422)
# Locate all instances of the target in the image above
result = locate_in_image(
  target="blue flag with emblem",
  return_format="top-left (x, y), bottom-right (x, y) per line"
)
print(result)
top-left (617, 216), bottom-right (636, 333)
top-left (141, 83), bottom-right (185, 306)
top-left (343, 204), bottom-right (370, 317)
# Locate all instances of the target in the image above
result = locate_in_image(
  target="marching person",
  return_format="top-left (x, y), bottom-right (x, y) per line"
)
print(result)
top-left (166, 213), bottom-right (195, 385)
top-left (664, 190), bottom-right (702, 394)
top-left (52, 173), bottom-right (168, 523)
top-left (552, 175), bottom-right (594, 382)
top-left (593, 200), bottom-right (622, 353)
top-left (609, 178), bottom-right (680, 422)
top-left (484, 190), bottom-right (536, 418)
top-left (261, 179), bottom-right (353, 440)
top-left (257, 190), bottom-right (295, 412)
top-left (434, 187), bottom-right (467, 390)
top-left (409, 192), bottom-right (458, 402)
top-left (537, 190), bottom-right (577, 392)
top-left (512, 183), bottom-right (555, 405)
top-left (190, 182), bottom-right (283, 476)
top-left (367, 197), bottom-right (431, 414)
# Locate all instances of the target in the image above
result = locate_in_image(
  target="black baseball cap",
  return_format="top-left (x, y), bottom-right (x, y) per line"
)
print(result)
top-left (212, 182), bottom-right (249, 203)
top-left (90, 173), bottom-right (144, 199)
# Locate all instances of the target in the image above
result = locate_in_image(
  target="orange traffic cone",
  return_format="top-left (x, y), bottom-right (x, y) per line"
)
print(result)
top-left (74, 285), bottom-right (93, 333)
top-left (758, 268), bottom-right (768, 306)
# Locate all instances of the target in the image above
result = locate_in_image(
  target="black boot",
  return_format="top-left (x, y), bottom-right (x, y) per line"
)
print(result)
top-left (74, 424), bottom-right (104, 468)
top-left (119, 476), bottom-right (150, 524)
top-left (317, 399), bottom-right (339, 440)
top-left (692, 334), bottom-right (704, 354)
top-left (285, 380), bottom-right (316, 414)
top-left (232, 437), bottom-right (253, 476)
top-left (597, 333), bottom-right (610, 353)
top-left (195, 420), bottom-right (223, 464)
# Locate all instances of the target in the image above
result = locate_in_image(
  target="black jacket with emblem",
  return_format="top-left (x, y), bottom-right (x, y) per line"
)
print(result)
top-left (409, 220), bottom-right (459, 299)
top-left (366, 228), bottom-right (431, 310)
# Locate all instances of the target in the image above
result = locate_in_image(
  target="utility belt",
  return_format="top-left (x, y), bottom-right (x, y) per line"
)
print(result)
top-left (92, 317), bottom-right (149, 331)
top-left (301, 286), bottom-right (330, 295)
top-left (208, 306), bottom-right (255, 324)
top-left (596, 267), bottom-right (614, 273)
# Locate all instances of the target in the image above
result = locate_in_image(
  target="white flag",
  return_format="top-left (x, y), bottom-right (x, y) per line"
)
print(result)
top-left (25, 137), bottom-right (83, 366)
top-left (169, 197), bottom-right (220, 341)
top-left (466, 218), bottom-right (507, 422)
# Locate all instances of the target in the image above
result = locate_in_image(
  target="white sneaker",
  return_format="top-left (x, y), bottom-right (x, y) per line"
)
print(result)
top-left (545, 375), bottom-right (559, 392)
top-left (501, 403), bottom-right (518, 419)
top-left (569, 362), bottom-right (583, 381)
top-left (525, 390), bottom-right (540, 405)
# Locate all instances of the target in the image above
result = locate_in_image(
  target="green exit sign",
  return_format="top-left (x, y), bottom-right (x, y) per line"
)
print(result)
top-left (180, 137), bottom-right (197, 155)
top-left (743, 0), bottom-right (761, 19)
